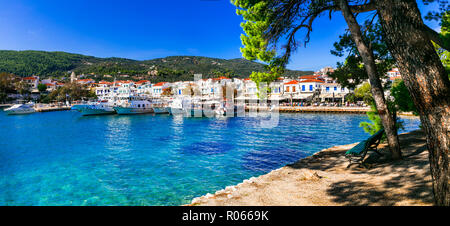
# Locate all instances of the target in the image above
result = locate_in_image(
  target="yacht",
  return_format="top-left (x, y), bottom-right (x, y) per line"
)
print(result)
top-left (4, 103), bottom-right (36, 115)
top-left (79, 100), bottom-right (116, 116)
top-left (114, 100), bottom-right (154, 115)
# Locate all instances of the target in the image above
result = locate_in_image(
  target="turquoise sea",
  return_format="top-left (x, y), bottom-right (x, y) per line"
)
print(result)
top-left (0, 110), bottom-right (420, 205)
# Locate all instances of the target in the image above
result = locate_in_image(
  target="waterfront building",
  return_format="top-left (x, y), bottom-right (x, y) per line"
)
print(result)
top-left (135, 80), bottom-right (152, 97)
top-left (95, 81), bottom-right (114, 98)
top-left (193, 78), bottom-right (224, 100)
top-left (298, 78), bottom-right (325, 101)
top-left (152, 82), bottom-right (168, 98)
top-left (268, 78), bottom-right (284, 102)
top-left (283, 80), bottom-right (300, 96)
top-left (319, 83), bottom-right (351, 103)
top-left (243, 78), bottom-right (258, 101)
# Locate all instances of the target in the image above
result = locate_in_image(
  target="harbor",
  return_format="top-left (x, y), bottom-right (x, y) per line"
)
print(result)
top-left (0, 109), bottom-right (421, 205)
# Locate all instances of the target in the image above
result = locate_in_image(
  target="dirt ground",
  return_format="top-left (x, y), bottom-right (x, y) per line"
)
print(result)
top-left (190, 130), bottom-right (434, 206)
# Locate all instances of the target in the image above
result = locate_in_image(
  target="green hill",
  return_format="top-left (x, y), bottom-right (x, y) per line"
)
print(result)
top-left (0, 50), bottom-right (313, 82)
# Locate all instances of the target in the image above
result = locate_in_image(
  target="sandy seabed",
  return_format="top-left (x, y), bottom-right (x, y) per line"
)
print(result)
top-left (190, 130), bottom-right (433, 206)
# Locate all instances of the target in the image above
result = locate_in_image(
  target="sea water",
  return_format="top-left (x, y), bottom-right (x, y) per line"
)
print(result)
top-left (0, 110), bottom-right (420, 205)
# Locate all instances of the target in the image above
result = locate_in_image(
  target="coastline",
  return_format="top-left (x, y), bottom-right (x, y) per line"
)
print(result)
top-left (189, 129), bottom-right (433, 206)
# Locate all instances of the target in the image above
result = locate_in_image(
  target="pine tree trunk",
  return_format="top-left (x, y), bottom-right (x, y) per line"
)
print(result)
top-left (337, 0), bottom-right (402, 159)
top-left (375, 0), bottom-right (450, 206)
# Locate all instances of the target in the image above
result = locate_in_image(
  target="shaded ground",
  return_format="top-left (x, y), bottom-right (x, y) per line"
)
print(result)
top-left (190, 130), bottom-right (433, 206)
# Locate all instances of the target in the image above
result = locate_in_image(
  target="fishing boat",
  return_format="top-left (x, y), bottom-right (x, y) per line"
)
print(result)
top-left (79, 100), bottom-right (116, 116)
top-left (71, 101), bottom-right (94, 112)
top-left (114, 100), bottom-right (154, 115)
top-left (151, 99), bottom-right (169, 114)
top-left (4, 103), bottom-right (36, 115)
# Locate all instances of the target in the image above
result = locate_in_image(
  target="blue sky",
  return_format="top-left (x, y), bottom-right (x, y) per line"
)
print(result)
top-left (0, 0), bottom-right (441, 71)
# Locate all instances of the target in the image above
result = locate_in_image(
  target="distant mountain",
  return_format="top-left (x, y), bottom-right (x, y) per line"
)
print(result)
top-left (0, 50), bottom-right (314, 82)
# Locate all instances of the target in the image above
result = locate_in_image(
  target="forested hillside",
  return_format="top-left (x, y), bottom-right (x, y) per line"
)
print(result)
top-left (0, 50), bottom-right (313, 81)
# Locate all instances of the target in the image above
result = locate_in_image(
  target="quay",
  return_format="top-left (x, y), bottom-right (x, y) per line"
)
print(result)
top-left (34, 105), bottom-right (71, 112)
top-left (0, 104), bottom-right (13, 108)
top-left (246, 106), bottom-right (371, 114)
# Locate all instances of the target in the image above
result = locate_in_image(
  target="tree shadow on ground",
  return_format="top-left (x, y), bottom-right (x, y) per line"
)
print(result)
top-left (287, 130), bottom-right (434, 205)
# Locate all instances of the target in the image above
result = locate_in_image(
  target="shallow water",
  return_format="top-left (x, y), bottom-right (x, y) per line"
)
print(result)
top-left (0, 110), bottom-right (420, 205)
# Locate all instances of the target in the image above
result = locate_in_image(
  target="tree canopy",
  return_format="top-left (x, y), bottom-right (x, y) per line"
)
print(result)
top-left (0, 50), bottom-right (312, 81)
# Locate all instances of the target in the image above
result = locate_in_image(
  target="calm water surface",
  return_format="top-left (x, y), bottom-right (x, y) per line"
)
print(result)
top-left (0, 110), bottom-right (420, 205)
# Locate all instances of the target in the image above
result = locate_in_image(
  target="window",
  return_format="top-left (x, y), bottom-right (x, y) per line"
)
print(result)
top-left (326, 87), bottom-right (330, 92)
top-left (286, 86), bottom-right (290, 92)
top-left (292, 86), bottom-right (296, 92)
top-left (302, 85), bottom-right (305, 91)
top-left (309, 85), bottom-right (313, 91)
top-left (334, 87), bottom-right (337, 91)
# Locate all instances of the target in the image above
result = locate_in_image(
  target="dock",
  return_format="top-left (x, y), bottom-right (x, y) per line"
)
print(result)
top-left (246, 106), bottom-right (371, 114)
top-left (34, 105), bottom-right (71, 112)
top-left (0, 104), bottom-right (13, 108)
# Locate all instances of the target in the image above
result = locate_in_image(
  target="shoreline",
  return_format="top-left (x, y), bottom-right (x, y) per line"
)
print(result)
top-left (189, 129), bottom-right (432, 206)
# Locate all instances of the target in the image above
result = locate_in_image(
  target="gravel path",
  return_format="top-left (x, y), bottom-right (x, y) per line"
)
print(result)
top-left (190, 130), bottom-right (433, 206)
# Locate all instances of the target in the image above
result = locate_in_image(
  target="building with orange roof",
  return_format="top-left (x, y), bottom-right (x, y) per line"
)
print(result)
top-left (136, 80), bottom-right (150, 85)
top-left (387, 68), bottom-right (401, 82)
top-left (76, 78), bottom-right (95, 85)
top-left (22, 76), bottom-right (40, 90)
top-left (152, 82), bottom-right (169, 97)
top-left (298, 75), bottom-right (321, 80)
top-left (284, 80), bottom-right (300, 94)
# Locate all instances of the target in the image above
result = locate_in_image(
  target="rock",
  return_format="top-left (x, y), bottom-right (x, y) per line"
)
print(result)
top-left (300, 169), bottom-right (322, 180)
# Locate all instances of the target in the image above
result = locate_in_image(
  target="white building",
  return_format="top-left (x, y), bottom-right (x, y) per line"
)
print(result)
top-left (319, 83), bottom-right (351, 102)
top-left (387, 68), bottom-right (401, 82)
top-left (152, 82), bottom-right (169, 98)
top-left (135, 80), bottom-right (152, 97)
top-left (22, 76), bottom-right (39, 90)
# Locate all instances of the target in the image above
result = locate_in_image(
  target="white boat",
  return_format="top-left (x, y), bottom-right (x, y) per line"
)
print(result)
top-left (114, 100), bottom-right (154, 115)
top-left (4, 103), bottom-right (36, 115)
top-left (71, 101), bottom-right (95, 112)
top-left (168, 98), bottom-right (188, 115)
top-left (151, 100), bottom-right (169, 114)
top-left (153, 106), bottom-right (169, 114)
top-left (79, 101), bottom-right (116, 116)
top-left (168, 98), bottom-right (218, 117)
